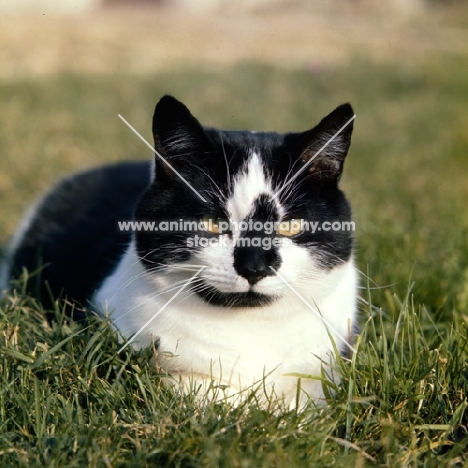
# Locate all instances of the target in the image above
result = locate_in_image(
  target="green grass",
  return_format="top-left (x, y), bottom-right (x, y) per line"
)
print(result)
top-left (1, 54), bottom-right (468, 466)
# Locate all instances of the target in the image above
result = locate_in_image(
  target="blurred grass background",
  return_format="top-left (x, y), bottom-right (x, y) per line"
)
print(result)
top-left (1, 1), bottom-right (468, 466)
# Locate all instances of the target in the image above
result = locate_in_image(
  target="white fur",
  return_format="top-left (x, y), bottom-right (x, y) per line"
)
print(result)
top-left (227, 152), bottom-right (271, 222)
top-left (94, 151), bottom-right (358, 408)
top-left (95, 242), bottom-right (357, 407)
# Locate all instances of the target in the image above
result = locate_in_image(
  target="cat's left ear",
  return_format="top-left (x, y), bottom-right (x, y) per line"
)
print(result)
top-left (152, 96), bottom-right (212, 180)
top-left (151, 95), bottom-right (212, 176)
top-left (290, 103), bottom-right (355, 181)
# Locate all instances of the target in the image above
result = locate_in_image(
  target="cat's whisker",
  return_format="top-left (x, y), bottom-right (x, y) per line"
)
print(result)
top-left (199, 168), bottom-right (227, 204)
top-left (108, 283), bottom-right (189, 320)
top-left (107, 264), bottom-right (167, 299)
top-left (219, 131), bottom-right (231, 194)
top-left (107, 260), bottom-right (169, 300)
top-left (179, 288), bottom-right (204, 303)
top-left (134, 248), bottom-right (166, 265)
top-left (165, 264), bottom-right (206, 271)
top-left (111, 247), bottom-right (150, 276)
top-left (108, 270), bottom-right (155, 300)
top-left (280, 179), bottom-right (306, 209)
top-left (112, 272), bottom-right (206, 323)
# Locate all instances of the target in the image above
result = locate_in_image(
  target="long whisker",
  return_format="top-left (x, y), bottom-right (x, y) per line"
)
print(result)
top-left (118, 267), bottom-right (205, 352)
top-left (219, 131), bottom-right (231, 194)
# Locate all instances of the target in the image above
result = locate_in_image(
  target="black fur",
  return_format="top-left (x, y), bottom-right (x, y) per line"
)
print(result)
top-left (9, 162), bottom-right (150, 319)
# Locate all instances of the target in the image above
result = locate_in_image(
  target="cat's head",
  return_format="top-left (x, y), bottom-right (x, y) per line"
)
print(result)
top-left (135, 95), bottom-right (355, 307)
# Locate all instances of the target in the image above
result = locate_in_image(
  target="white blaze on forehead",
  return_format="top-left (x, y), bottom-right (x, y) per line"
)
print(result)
top-left (226, 151), bottom-right (277, 223)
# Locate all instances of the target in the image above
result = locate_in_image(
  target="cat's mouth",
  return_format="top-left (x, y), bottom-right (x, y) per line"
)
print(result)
top-left (195, 283), bottom-right (278, 307)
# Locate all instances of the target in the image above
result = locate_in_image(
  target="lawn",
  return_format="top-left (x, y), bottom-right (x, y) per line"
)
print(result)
top-left (1, 41), bottom-right (468, 468)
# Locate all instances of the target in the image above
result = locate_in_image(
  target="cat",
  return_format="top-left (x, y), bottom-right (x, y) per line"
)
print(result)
top-left (1, 95), bottom-right (358, 408)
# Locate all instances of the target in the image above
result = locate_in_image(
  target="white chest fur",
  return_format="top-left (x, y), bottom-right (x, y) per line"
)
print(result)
top-left (94, 241), bottom-right (357, 407)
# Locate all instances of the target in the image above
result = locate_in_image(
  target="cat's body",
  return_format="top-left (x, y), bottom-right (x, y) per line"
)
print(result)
top-left (1, 96), bottom-right (358, 407)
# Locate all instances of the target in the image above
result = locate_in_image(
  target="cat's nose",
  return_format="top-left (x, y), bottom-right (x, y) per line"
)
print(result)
top-left (234, 247), bottom-right (275, 286)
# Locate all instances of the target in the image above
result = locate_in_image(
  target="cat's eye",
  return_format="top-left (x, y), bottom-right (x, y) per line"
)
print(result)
top-left (277, 219), bottom-right (304, 237)
top-left (202, 215), bottom-right (228, 234)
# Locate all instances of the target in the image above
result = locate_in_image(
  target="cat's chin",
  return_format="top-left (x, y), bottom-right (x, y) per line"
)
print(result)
top-left (196, 284), bottom-right (279, 307)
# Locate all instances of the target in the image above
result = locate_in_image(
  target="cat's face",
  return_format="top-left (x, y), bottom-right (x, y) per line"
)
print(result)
top-left (135, 96), bottom-right (354, 307)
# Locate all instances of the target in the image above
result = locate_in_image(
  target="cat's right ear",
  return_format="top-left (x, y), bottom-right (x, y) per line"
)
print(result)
top-left (288, 103), bottom-right (355, 181)
top-left (151, 95), bottom-right (212, 178)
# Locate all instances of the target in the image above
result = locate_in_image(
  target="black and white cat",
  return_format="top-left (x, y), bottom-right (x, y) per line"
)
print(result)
top-left (1, 96), bottom-right (357, 407)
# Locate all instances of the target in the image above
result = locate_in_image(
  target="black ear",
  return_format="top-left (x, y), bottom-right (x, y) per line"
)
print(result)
top-left (292, 103), bottom-right (354, 180)
top-left (152, 95), bottom-right (212, 175)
